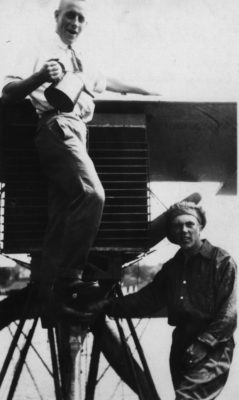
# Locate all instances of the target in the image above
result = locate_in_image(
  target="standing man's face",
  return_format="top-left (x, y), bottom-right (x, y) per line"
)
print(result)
top-left (170, 214), bottom-right (202, 253)
top-left (55, 2), bottom-right (87, 46)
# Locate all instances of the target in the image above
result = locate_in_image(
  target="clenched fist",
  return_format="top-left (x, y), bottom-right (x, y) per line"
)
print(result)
top-left (40, 59), bottom-right (65, 83)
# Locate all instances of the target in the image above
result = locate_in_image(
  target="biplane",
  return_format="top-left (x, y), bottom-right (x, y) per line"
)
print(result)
top-left (0, 98), bottom-right (236, 399)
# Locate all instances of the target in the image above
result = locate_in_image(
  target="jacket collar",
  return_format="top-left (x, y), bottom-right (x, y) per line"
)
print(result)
top-left (199, 239), bottom-right (215, 259)
top-left (175, 239), bottom-right (215, 261)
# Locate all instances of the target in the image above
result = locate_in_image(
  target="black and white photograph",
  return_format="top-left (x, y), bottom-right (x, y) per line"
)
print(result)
top-left (0, 1), bottom-right (238, 399)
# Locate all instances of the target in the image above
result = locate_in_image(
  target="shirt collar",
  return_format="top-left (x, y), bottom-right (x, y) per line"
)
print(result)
top-left (54, 33), bottom-right (78, 52)
top-left (175, 239), bottom-right (214, 261)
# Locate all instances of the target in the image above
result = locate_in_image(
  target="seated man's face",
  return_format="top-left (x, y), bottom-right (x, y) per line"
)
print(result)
top-left (55, 2), bottom-right (87, 46)
top-left (170, 214), bottom-right (202, 252)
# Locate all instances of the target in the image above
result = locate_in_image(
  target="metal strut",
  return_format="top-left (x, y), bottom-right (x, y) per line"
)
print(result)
top-left (0, 285), bottom-right (35, 389)
top-left (115, 283), bottom-right (161, 400)
top-left (6, 317), bottom-right (38, 400)
top-left (0, 282), bottom-right (161, 400)
top-left (48, 327), bottom-right (64, 400)
top-left (114, 317), bottom-right (145, 400)
top-left (0, 289), bottom-right (64, 400)
top-left (85, 286), bottom-right (161, 400)
top-left (85, 323), bottom-right (102, 400)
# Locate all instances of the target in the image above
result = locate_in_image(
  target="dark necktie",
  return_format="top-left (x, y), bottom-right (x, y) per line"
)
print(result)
top-left (68, 46), bottom-right (94, 98)
top-left (68, 45), bottom-right (83, 72)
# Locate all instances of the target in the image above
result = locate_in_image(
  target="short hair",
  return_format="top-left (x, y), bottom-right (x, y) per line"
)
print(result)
top-left (58, 0), bottom-right (89, 13)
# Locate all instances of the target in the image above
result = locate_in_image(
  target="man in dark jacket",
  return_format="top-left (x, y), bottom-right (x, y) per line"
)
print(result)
top-left (92, 201), bottom-right (237, 400)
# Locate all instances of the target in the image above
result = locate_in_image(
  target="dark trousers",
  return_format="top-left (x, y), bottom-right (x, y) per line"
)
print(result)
top-left (35, 113), bottom-right (105, 289)
top-left (170, 328), bottom-right (234, 400)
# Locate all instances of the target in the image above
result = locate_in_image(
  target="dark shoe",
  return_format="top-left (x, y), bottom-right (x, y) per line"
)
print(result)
top-left (55, 278), bottom-right (99, 299)
top-left (55, 278), bottom-right (103, 324)
top-left (40, 278), bottom-right (107, 327)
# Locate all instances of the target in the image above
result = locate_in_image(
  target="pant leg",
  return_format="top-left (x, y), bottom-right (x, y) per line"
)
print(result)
top-left (35, 114), bottom-right (105, 286)
top-left (170, 337), bottom-right (234, 400)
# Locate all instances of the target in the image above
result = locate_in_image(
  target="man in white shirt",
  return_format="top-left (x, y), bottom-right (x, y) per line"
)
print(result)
top-left (1, 0), bottom-right (155, 325)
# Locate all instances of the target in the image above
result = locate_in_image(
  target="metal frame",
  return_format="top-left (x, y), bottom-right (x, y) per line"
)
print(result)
top-left (0, 279), bottom-right (161, 400)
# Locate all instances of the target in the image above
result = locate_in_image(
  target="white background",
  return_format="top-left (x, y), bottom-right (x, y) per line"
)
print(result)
top-left (0, 1), bottom-right (238, 399)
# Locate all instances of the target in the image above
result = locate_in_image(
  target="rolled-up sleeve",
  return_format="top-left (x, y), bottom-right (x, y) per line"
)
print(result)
top-left (2, 45), bottom-right (36, 93)
top-left (107, 268), bottom-right (167, 319)
top-left (93, 71), bottom-right (106, 93)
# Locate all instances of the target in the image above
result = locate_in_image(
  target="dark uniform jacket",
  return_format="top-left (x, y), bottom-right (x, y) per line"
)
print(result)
top-left (109, 240), bottom-right (237, 349)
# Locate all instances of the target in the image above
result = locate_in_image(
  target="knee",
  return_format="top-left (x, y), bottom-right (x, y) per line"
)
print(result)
top-left (88, 182), bottom-right (105, 208)
top-left (97, 184), bottom-right (105, 205)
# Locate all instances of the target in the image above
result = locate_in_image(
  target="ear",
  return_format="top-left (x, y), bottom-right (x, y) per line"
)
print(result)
top-left (83, 20), bottom-right (88, 31)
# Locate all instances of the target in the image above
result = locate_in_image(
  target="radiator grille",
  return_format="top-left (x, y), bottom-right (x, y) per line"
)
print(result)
top-left (0, 103), bottom-right (150, 254)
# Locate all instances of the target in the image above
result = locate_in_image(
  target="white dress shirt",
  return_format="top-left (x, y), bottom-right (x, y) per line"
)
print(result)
top-left (4, 34), bottom-right (106, 122)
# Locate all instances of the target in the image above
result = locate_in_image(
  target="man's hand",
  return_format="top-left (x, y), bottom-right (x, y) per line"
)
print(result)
top-left (183, 341), bottom-right (209, 368)
top-left (88, 299), bottom-right (111, 315)
top-left (140, 88), bottom-right (161, 96)
top-left (40, 59), bottom-right (65, 83)
top-left (105, 77), bottom-right (161, 96)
